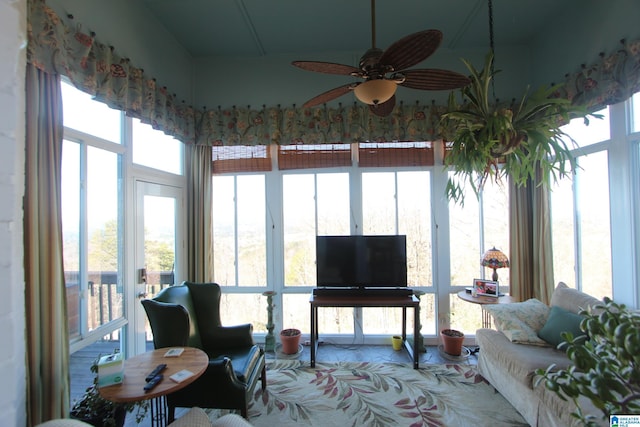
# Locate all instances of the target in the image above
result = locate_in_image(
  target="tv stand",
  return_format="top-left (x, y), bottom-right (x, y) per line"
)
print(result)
top-left (309, 292), bottom-right (421, 369)
top-left (312, 287), bottom-right (413, 297)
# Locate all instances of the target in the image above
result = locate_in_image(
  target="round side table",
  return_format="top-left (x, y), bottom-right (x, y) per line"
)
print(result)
top-left (456, 290), bottom-right (515, 328)
top-left (98, 347), bottom-right (208, 426)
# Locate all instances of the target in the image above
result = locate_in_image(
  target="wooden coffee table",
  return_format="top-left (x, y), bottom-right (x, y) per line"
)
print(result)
top-left (98, 347), bottom-right (208, 426)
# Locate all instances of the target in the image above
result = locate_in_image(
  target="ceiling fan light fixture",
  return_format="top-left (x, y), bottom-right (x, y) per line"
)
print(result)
top-left (353, 79), bottom-right (397, 105)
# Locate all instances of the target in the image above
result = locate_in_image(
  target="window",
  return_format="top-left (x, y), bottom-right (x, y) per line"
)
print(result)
top-left (361, 171), bottom-right (433, 335)
top-left (282, 173), bottom-right (350, 287)
top-left (551, 106), bottom-right (613, 298)
top-left (449, 176), bottom-right (509, 334)
top-left (211, 174), bottom-right (269, 333)
top-left (132, 118), bottom-right (183, 174)
top-left (631, 92), bottom-right (640, 133)
top-left (61, 82), bottom-right (121, 143)
top-left (61, 81), bottom-right (125, 347)
top-left (62, 79), bottom-right (186, 355)
top-left (212, 175), bottom-right (267, 287)
top-left (212, 140), bottom-right (518, 341)
top-left (550, 176), bottom-right (576, 287)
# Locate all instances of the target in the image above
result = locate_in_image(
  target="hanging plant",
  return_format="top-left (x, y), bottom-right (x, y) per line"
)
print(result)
top-left (439, 52), bottom-right (599, 204)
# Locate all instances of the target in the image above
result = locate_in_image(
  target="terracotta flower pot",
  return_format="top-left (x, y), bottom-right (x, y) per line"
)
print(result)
top-left (280, 328), bottom-right (301, 354)
top-left (440, 328), bottom-right (465, 356)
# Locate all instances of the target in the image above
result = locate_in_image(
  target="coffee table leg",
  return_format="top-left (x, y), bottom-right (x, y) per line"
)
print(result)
top-left (150, 395), bottom-right (168, 427)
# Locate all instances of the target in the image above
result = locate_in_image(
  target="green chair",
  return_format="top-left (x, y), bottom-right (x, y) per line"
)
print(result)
top-left (141, 281), bottom-right (266, 421)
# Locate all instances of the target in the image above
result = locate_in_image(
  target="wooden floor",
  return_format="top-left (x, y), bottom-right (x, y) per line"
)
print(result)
top-left (70, 340), bottom-right (478, 426)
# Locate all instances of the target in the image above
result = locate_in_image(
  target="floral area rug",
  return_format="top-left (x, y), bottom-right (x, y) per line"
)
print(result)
top-left (245, 360), bottom-right (528, 427)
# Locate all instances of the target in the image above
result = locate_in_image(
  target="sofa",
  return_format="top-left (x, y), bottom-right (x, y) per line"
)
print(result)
top-left (36, 408), bottom-right (252, 427)
top-left (168, 408), bottom-right (253, 427)
top-left (476, 282), bottom-right (607, 427)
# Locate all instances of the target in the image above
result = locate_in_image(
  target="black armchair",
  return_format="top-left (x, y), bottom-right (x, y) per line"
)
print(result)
top-left (141, 281), bottom-right (266, 421)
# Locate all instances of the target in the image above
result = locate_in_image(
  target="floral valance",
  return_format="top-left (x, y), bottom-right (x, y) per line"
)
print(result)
top-left (194, 103), bottom-right (446, 146)
top-left (557, 39), bottom-right (640, 111)
top-left (27, 0), bottom-right (640, 147)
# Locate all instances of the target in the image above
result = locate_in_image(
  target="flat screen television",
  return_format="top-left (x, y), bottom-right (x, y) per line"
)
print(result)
top-left (316, 235), bottom-right (407, 288)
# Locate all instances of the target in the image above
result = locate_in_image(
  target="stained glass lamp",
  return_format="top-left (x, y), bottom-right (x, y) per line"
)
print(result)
top-left (481, 247), bottom-right (510, 282)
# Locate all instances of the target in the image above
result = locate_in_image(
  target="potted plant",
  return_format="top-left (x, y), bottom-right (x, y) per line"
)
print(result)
top-left (280, 328), bottom-right (302, 355)
top-left (440, 328), bottom-right (465, 356)
top-left (535, 298), bottom-right (640, 426)
top-left (71, 355), bottom-right (149, 427)
top-left (439, 52), bottom-right (597, 204)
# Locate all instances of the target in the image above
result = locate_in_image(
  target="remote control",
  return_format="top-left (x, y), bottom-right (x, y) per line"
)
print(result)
top-left (145, 364), bottom-right (167, 382)
top-left (144, 374), bottom-right (163, 392)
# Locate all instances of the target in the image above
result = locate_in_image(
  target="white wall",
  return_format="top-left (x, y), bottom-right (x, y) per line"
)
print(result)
top-left (530, 0), bottom-right (640, 88)
top-left (46, 0), bottom-right (194, 104)
top-left (0, 0), bottom-right (26, 425)
top-left (41, 1), bottom-right (640, 111)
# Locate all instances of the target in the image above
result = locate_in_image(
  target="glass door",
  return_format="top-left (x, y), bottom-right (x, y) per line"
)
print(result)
top-left (132, 181), bottom-right (185, 354)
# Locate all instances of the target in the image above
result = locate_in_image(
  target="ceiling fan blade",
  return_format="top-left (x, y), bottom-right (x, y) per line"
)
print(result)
top-left (399, 69), bottom-right (471, 90)
top-left (292, 61), bottom-right (361, 76)
top-left (369, 95), bottom-right (396, 117)
top-left (379, 30), bottom-right (443, 71)
top-left (301, 84), bottom-right (355, 108)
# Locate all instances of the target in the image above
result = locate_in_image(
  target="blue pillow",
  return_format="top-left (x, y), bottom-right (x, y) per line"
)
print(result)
top-left (537, 305), bottom-right (585, 348)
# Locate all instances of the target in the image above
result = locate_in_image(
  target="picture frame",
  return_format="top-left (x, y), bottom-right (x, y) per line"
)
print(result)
top-left (473, 279), bottom-right (499, 297)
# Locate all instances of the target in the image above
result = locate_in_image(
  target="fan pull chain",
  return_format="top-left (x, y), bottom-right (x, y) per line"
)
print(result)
top-left (488, 0), bottom-right (497, 103)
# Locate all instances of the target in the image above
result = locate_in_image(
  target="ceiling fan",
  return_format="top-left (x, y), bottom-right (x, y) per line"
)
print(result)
top-left (292, 0), bottom-right (471, 116)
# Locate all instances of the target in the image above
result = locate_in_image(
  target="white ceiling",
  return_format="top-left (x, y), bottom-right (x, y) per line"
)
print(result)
top-left (139, 0), bottom-right (582, 59)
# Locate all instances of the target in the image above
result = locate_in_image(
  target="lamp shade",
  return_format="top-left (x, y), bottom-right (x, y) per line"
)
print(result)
top-left (353, 79), bottom-right (397, 105)
top-left (481, 247), bottom-right (509, 269)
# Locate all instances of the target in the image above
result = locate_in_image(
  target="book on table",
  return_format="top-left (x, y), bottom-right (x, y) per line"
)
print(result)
top-left (169, 369), bottom-right (194, 383)
top-left (164, 347), bottom-right (185, 357)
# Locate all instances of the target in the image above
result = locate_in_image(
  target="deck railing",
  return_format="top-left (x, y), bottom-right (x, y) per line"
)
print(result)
top-left (65, 271), bottom-right (174, 340)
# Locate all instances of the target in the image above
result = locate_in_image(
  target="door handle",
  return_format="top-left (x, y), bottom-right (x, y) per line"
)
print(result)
top-left (137, 291), bottom-right (148, 299)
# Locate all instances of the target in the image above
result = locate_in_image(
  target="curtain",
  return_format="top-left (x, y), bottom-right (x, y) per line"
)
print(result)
top-left (508, 167), bottom-right (555, 304)
top-left (24, 63), bottom-right (69, 424)
top-left (26, 0), bottom-right (640, 148)
top-left (186, 144), bottom-right (213, 281)
top-left (27, 0), bottom-right (196, 144)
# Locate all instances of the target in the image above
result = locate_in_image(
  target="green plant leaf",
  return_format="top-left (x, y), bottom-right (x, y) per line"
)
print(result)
top-left (440, 51), bottom-right (599, 205)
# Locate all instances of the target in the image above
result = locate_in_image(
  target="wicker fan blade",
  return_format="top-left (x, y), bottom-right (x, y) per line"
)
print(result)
top-left (302, 84), bottom-right (355, 108)
top-left (379, 30), bottom-right (443, 71)
top-left (369, 95), bottom-right (396, 117)
top-left (292, 61), bottom-right (361, 76)
top-left (400, 69), bottom-right (470, 90)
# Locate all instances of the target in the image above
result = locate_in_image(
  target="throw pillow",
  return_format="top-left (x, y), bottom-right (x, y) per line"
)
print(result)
top-left (538, 305), bottom-right (586, 348)
top-left (550, 282), bottom-right (602, 315)
top-left (483, 298), bottom-right (551, 346)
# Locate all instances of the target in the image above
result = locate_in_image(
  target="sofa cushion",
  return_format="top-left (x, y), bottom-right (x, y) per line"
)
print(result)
top-left (168, 407), bottom-right (211, 427)
top-left (483, 298), bottom-right (550, 346)
top-left (550, 282), bottom-right (602, 315)
top-left (538, 305), bottom-right (586, 348)
top-left (212, 414), bottom-right (254, 427)
top-left (476, 328), bottom-right (573, 389)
